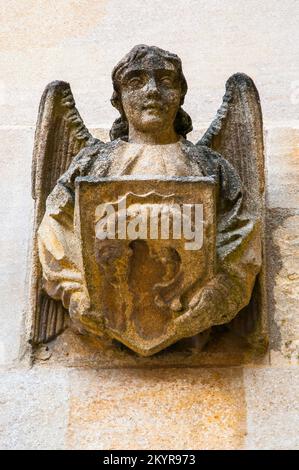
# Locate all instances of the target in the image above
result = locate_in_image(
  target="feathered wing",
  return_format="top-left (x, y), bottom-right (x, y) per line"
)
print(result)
top-left (30, 81), bottom-right (101, 345)
top-left (197, 73), bottom-right (267, 348)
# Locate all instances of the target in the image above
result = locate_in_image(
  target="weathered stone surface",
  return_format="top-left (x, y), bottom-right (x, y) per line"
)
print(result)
top-left (244, 367), bottom-right (299, 449)
top-left (0, 368), bottom-right (69, 449)
top-left (34, 45), bottom-right (263, 358)
top-left (1, 366), bottom-right (299, 450)
top-left (67, 367), bottom-right (246, 449)
top-left (266, 127), bottom-right (299, 209)
top-left (0, 1), bottom-right (298, 451)
top-left (35, 324), bottom-right (269, 368)
top-left (1, 1), bottom-right (299, 127)
top-left (265, 210), bottom-right (299, 365)
top-left (77, 176), bottom-right (216, 356)
top-left (0, 128), bottom-right (34, 366)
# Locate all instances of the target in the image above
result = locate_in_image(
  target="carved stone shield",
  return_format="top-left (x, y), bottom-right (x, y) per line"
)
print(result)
top-left (75, 176), bottom-right (216, 356)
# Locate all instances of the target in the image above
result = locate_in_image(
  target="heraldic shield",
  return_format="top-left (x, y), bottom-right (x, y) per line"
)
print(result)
top-left (75, 176), bottom-right (217, 356)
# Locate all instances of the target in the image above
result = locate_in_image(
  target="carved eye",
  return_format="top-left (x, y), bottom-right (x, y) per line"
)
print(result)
top-left (128, 77), bottom-right (143, 87)
top-left (160, 76), bottom-right (173, 86)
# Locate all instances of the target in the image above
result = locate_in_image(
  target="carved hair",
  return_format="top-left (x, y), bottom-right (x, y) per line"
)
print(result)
top-left (110, 44), bottom-right (193, 141)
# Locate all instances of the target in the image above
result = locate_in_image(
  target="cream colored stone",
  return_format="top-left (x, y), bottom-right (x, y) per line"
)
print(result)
top-left (90, 128), bottom-right (110, 142)
top-left (0, 128), bottom-right (34, 366)
top-left (266, 128), bottom-right (299, 209)
top-left (1, 1), bottom-right (299, 128)
top-left (267, 212), bottom-right (299, 365)
top-left (244, 367), bottom-right (299, 449)
top-left (67, 367), bottom-right (246, 450)
top-left (0, 0), bottom-right (298, 452)
top-left (0, 368), bottom-right (69, 449)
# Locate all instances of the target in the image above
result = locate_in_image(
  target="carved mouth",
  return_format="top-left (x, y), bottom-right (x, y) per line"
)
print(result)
top-left (142, 102), bottom-right (163, 111)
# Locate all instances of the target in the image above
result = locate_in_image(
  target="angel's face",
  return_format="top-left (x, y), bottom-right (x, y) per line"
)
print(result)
top-left (119, 57), bottom-right (181, 136)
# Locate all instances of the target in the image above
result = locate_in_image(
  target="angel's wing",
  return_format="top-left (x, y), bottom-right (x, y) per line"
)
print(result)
top-left (197, 73), bottom-right (267, 349)
top-left (30, 81), bottom-right (101, 345)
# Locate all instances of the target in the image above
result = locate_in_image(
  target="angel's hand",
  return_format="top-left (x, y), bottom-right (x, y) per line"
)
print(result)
top-left (69, 290), bottom-right (106, 334)
top-left (69, 290), bottom-right (90, 321)
top-left (173, 286), bottom-right (215, 338)
top-left (173, 268), bottom-right (246, 339)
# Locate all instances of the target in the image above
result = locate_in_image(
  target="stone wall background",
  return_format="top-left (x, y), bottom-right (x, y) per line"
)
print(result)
top-left (0, 0), bottom-right (298, 449)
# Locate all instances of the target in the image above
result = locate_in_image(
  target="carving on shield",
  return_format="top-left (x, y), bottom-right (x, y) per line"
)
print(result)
top-left (75, 176), bottom-right (216, 356)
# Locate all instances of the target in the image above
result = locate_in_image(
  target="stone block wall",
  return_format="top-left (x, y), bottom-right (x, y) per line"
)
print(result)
top-left (0, 0), bottom-right (298, 449)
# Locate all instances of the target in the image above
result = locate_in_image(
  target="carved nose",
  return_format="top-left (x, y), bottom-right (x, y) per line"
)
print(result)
top-left (146, 78), bottom-right (159, 96)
